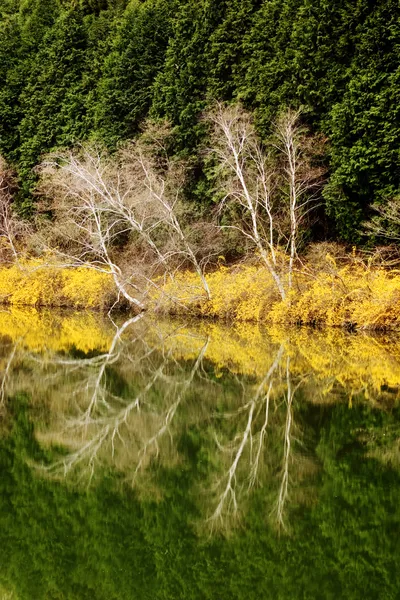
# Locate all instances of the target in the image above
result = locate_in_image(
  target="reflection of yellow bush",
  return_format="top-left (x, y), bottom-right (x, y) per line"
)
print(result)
top-left (0, 307), bottom-right (113, 353)
top-left (151, 319), bottom-right (400, 403)
top-left (152, 258), bottom-right (400, 330)
top-left (0, 259), bottom-right (115, 310)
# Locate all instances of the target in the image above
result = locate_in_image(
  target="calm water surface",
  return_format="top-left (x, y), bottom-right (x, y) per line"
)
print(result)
top-left (0, 307), bottom-right (400, 599)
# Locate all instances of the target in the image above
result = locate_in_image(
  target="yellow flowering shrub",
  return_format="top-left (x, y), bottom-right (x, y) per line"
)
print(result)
top-left (0, 259), bottom-right (115, 309)
top-left (152, 252), bottom-right (400, 330)
top-left (205, 265), bottom-right (278, 321)
top-left (151, 271), bottom-right (206, 314)
top-left (151, 264), bottom-right (280, 321)
top-left (278, 263), bottom-right (400, 330)
top-left (3, 249), bottom-right (400, 329)
top-left (61, 268), bottom-right (115, 309)
top-left (351, 269), bottom-right (400, 329)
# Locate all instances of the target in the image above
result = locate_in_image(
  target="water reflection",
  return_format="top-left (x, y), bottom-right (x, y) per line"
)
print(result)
top-left (0, 308), bottom-right (399, 532)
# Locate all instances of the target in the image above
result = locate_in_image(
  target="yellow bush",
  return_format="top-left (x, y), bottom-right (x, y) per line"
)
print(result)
top-left (151, 264), bottom-right (280, 321)
top-left (351, 269), bottom-right (400, 330)
top-left (152, 253), bottom-right (400, 330)
top-left (151, 271), bottom-right (206, 314)
top-left (205, 265), bottom-right (278, 321)
top-left (0, 259), bottom-right (115, 310)
top-left (146, 318), bottom-right (400, 405)
top-left (281, 263), bottom-right (400, 330)
top-left (3, 249), bottom-right (400, 329)
top-left (61, 268), bottom-right (115, 309)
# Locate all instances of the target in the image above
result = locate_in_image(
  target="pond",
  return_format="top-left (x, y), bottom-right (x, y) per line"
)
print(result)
top-left (0, 307), bottom-right (400, 599)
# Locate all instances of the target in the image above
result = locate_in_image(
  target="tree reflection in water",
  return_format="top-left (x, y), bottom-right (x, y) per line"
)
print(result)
top-left (0, 309), bottom-right (400, 532)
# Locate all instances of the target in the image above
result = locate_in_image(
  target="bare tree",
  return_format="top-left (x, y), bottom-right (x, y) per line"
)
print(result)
top-left (273, 109), bottom-right (326, 290)
top-left (208, 103), bottom-right (325, 298)
top-left (208, 104), bottom-right (286, 299)
top-left (209, 345), bottom-right (284, 527)
top-left (37, 127), bottom-right (212, 312)
top-left (0, 156), bottom-right (31, 262)
top-left (271, 356), bottom-right (294, 531)
top-left (0, 341), bottom-right (17, 416)
top-left (37, 319), bottom-right (209, 485)
top-left (364, 197), bottom-right (400, 243)
top-left (38, 146), bottom-right (150, 311)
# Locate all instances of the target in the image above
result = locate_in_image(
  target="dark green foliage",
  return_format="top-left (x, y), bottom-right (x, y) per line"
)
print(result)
top-left (239, 0), bottom-right (305, 129)
top-left (0, 14), bottom-right (24, 158)
top-left (18, 0), bottom-right (62, 49)
top-left (288, 0), bottom-right (373, 123)
top-left (0, 0), bottom-right (398, 236)
top-left (1, 395), bottom-right (400, 599)
top-left (325, 0), bottom-right (400, 237)
top-left (206, 0), bottom-right (259, 101)
top-left (94, 0), bottom-right (173, 148)
top-left (150, 0), bottom-right (214, 153)
top-left (14, 10), bottom-right (90, 208)
top-left (0, 0), bottom-right (61, 162)
top-left (18, 12), bottom-right (88, 161)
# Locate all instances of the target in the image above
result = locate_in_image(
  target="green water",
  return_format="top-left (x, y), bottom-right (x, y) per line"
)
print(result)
top-left (0, 310), bottom-right (400, 599)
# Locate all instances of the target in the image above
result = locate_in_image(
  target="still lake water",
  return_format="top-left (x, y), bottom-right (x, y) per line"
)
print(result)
top-left (1, 307), bottom-right (400, 599)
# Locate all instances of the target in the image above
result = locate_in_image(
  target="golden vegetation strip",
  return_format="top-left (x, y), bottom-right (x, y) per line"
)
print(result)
top-left (0, 306), bottom-right (114, 353)
top-left (152, 257), bottom-right (400, 330)
top-left (2, 252), bottom-right (400, 332)
top-left (145, 320), bottom-right (400, 405)
top-left (0, 259), bottom-right (115, 310)
top-left (0, 306), bottom-right (399, 405)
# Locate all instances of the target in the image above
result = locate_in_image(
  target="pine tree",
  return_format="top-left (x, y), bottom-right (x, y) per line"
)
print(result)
top-left (206, 0), bottom-right (259, 101)
top-left (15, 9), bottom-right (90, 208)
top-left (0, 0), bottom-right (61, 161)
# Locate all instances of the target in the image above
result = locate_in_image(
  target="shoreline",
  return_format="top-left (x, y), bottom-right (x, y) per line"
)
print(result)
top-left (1, 250), bottom-right (400, 332)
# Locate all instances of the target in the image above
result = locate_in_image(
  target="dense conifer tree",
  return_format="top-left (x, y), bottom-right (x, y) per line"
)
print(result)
top-left (94, 0), bottom-right (173, 148)
top-left (0, 0), bottom-right (61, 161)
top-left (0, 0), bottom-right (398, 236)
top-left (206, 0), bottom-right (258, 101)
top-left (239, 0), bottom-right (304, 132)
top-left (0, 13), bottom-right (24, 158)
top-left (150, 0), bottom-right (216, 152)
top-left (16, 9), bottom-right (89, 204)
top-left (325, 0), bottom-right (400, 238)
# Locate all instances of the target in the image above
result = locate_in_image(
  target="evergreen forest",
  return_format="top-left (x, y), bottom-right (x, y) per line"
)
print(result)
top-left (0, 0), bottom-right (399, 241)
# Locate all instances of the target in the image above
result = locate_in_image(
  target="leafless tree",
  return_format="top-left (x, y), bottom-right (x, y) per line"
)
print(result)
top-left (208, 103), bottom-right (325, 298)
top-left (272, 356), bottom-right (294, 531)
top-left (37, 316), bottom-right (209, 485)
top-left (0, 341), bottom-right (17, 416)
top-left (132, 336), bottom-right (209, 480)
top-left (208, 104), bottom-right (286, 299)
top-left (208, 345), bottom-right (284, 526)
top-left (364, 197), bottom-right (400, 243)
top-left (273, 109), bottom-right (326, 291)
top-left (37, 127), bottom-right (213, 311)
top-left (0, 156), bottom-right (31, 262)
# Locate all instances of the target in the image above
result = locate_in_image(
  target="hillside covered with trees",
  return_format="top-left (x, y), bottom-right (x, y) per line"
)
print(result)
top-left (0, 0), bottom-right (399, 240)
top-left (0, 0), bottom-right (400, 326)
